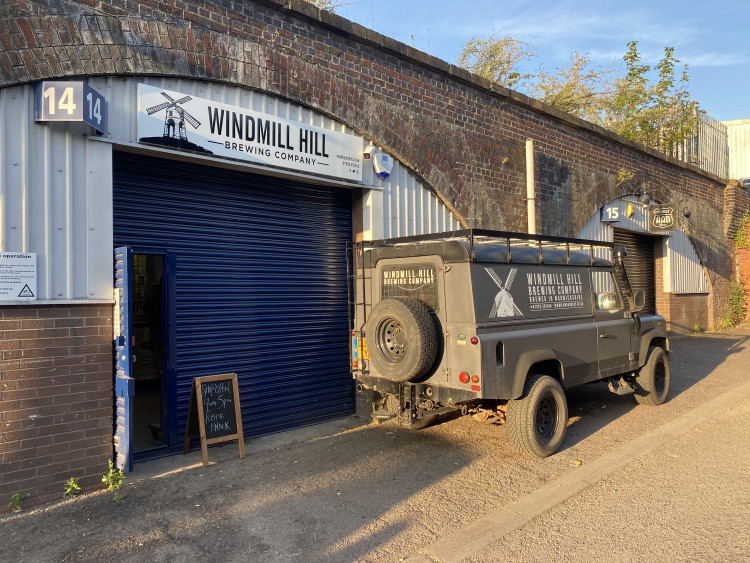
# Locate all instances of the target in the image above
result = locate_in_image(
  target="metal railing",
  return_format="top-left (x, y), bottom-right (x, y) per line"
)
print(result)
top-left (673, 112), bottom-right (729, 178)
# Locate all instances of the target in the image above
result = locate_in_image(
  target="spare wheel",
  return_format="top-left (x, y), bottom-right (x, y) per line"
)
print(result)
top-left (366, 297), bottom-right (438, 382)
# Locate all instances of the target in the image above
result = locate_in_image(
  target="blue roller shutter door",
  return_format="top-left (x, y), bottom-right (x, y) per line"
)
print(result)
top-left (113, 151), bottom-right (354, 444)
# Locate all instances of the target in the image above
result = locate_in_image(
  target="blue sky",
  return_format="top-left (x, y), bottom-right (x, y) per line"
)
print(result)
top-left (337, 0), bottom-right (749, 122)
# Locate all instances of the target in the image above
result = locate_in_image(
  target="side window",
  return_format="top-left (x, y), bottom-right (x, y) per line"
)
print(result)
top-left (381, 264), bottom-right (439, 312)
top-left (592, 270), bottom-right (622, 311)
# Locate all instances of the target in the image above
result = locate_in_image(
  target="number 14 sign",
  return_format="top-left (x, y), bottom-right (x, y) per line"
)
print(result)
top-left (35, 81), bottom-right (107, 133)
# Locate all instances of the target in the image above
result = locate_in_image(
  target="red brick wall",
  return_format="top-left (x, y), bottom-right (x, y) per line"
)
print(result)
top-left (739, 222), bottom-right (750, 322)
top-left (0, 305), bottom-right (113, 504)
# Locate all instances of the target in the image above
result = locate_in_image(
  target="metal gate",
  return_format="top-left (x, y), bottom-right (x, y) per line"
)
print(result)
top-left (113, 151), bottom-right (355, 452)
top-left (613, 228), bottom-right (657, 315)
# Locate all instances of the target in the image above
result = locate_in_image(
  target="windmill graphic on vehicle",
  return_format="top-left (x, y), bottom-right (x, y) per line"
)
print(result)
top-left (146, 92), bottom-right (201, 141)
top-left (485, 267), bottom-right (523, 317)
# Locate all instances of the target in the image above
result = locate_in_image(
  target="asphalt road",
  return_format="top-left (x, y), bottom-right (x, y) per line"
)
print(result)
top-left (2, 325), bottom-right (750, 562)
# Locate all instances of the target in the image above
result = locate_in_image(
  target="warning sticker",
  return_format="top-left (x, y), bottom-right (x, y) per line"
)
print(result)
top-left (0, 253), bottom-right (37, 301)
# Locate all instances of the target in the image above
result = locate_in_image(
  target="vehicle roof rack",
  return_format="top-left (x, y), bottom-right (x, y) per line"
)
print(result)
top-left (361, 229), bottom-right (614, 266)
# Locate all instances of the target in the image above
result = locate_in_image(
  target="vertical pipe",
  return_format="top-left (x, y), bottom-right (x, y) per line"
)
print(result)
top-left (526, 139), bottom-right (536, 234)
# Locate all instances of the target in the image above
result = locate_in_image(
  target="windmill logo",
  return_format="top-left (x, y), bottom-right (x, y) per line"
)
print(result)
top-left (485, 267), bottom-right (523, 317)
top-left (146, 92), bottom-right (201, 141)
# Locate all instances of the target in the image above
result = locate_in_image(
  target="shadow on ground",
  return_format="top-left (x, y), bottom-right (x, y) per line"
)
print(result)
top-left (3, 327), bottom-right (749, 563)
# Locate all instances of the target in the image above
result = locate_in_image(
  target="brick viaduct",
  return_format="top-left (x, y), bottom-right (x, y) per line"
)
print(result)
top-left (1, 0), bottom-right (748, 501)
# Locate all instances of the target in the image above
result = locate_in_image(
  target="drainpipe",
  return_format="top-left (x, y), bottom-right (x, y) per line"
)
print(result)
top-left (526, 139), bottom-right (536, 234)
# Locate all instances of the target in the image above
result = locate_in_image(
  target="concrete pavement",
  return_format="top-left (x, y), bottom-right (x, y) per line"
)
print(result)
top-left (2, 325), bottom-right (750, 562)
top-left (410, 379), bottom-right (750, 562)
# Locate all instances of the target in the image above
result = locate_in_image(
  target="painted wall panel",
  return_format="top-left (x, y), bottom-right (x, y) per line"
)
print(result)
top-left (0, 85), bottom-right (110, 301)
top-left (724, 119), bottom-right (750, 181)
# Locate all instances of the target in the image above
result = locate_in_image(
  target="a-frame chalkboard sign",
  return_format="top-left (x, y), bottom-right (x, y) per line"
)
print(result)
top-left (183, 373), bottom-right (245, 466)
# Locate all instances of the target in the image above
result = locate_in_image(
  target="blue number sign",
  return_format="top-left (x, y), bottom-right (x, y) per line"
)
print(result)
top-left (35, 81), bottom-right (107, 133)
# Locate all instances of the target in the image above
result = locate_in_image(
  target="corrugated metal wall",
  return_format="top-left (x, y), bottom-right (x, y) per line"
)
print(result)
top-left (724, 118), bottom-right (750, 181)
top-left (112, 151), bottom-right (355, 440)
top-left (380, 165), bottom-right (461, 238)
top-left (577, 196), bottom-right (708, 295)
top-left (664, 234), bottom-right (709, 293)
top-left (0, 85), bottom-right (112, 301)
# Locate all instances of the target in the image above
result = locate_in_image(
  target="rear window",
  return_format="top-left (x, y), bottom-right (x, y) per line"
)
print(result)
top-left (381, 265), bottom-right (439, 311)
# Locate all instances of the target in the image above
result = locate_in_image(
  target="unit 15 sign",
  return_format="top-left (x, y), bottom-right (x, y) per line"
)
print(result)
top-left (35, 81), bottom-right (107, 132)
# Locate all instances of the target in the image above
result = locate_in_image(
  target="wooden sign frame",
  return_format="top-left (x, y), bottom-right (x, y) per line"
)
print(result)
top-left (183, 373), bottom-right (245, 466)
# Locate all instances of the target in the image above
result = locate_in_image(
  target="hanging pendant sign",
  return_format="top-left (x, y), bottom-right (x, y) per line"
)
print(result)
top-left (0, 253), bottom-right (37, 301)
top-left (137, 84), bottom-right (363, 182)
top-left (649, 204), bottom-right (677, 232)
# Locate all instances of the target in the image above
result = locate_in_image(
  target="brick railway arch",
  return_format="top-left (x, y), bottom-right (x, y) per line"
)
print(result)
top-left (0, 0), bottom-right (745, 309)
top-left (1, 0), bottom-right (748, 506)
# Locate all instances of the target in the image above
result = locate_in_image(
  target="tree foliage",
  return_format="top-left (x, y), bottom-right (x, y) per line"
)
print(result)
top-left (455, 36), bottom-right (701, 154)
top-left (456, 33), bottom-right (535, 89)
top-left (528, 52), bottom-right (612, 122)
top-left (305, 0), bottom-right (356, 12)
top-left (600, 42), bottom-right (701, 154)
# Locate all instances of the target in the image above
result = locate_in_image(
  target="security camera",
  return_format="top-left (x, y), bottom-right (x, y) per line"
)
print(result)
top-left (363, 144), bottom-right (376, 160)
top-left (372, 153), bottom-right (394, 180)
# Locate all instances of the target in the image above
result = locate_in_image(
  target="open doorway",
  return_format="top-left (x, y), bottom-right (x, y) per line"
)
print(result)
top-left (130, 253), bottom-right (167, 453)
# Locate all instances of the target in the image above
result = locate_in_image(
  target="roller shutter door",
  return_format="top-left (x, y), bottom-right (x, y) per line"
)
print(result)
top-left (613, 228), bottom-right (656, 315)
top-left (113, 151), bottom-right (354, 443)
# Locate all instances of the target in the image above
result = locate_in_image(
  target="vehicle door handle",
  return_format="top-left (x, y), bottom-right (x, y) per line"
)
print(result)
top-left (599, 333), bottom-right (607, 339)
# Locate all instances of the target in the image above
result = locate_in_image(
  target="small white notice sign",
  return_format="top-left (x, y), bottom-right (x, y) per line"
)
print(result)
top-left (0, 253), bottom-right (37, 300)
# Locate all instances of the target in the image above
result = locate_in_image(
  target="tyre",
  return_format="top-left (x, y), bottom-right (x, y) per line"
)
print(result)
top-left (366, 297), bottom-right (438, 383)
top-left (506, 374), bottom-right (568, 458)
top-left (634, 346), bottom-right (670, 406)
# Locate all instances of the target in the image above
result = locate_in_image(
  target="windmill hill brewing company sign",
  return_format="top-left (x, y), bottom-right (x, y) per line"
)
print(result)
top-left (137, 84), bottom-right (363, 182)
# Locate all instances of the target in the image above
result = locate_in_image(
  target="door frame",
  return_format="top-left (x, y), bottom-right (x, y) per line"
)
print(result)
top-left (114, 246), bottom-right (177, 470)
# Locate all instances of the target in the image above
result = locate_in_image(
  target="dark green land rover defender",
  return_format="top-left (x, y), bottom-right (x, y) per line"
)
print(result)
top-left (350, 230), bottom-right (670, 457)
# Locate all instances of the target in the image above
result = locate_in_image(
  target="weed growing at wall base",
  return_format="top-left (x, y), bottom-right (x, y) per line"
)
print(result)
top-left (63, 477), bottom-right (81, 498)
top-left (8, 492), bottom-right (25, 513)
top-left (718, 280), bottom-right (747, 329)
top-left (102, 460), bottom-right (126, 493)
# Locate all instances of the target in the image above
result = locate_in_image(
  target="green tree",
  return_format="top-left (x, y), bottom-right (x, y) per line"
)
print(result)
top-left (455, 36), bottom-right (701, 155)
top-left (601, 41), bottom-right (701, 154)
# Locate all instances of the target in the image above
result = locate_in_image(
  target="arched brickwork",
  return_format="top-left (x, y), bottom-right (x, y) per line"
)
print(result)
top-left (0, 0), bottom-right (746, 314)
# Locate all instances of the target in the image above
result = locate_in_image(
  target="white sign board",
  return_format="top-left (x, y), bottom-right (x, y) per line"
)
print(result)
top-left (137, 84), bottom-right (363, 182)
top-left (0, 253), bottom-right (37, 300)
